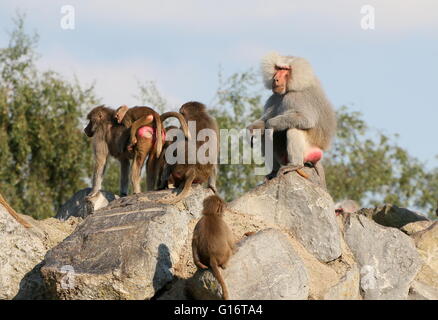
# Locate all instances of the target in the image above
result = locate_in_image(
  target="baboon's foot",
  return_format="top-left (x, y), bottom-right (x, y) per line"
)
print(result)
top-left (278, 164), bottom-right (308, 179)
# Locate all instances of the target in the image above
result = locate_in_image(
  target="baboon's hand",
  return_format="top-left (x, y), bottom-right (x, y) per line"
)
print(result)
top-left (247, 120), bottom-right (265, 135)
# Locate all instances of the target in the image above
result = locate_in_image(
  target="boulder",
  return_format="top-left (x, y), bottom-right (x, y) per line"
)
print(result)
top-left (55, 188), bottom-right (117, 221)
top-left (230, 171), bottom-right (341, 262)
top-left (344, 214), bottom-right (423, 299)
top-left (357, 205), bottom-right (429, 229)
top-left (41, 186), bottom-right (213, 300)
top-left (410, 221), bottom-right (438, 296)
top-left (0, 202), bottom-right (79, 299)
top-left (411, 221), bottom-right (438, 272)
top-left (401, 220), bottom-right (434, 235)
top-left (0, 204), bottom-right (47, 299)
top-left (187, 229), bottom-right (309, 300)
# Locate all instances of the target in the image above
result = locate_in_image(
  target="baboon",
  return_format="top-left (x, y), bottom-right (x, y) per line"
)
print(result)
top-left (84, 105), bottom-right (132, 197)
top-left (160, 101), bottom-right (219, 203)
top-left (114, 105), bottom-right (163, 155)
top-left (192, 195), bottom-right (235, 300)
top-left (115, 105), bottom-right (191, 191)
top-left (154, 125), bottom-right (179, 189)
top-left (335, 199), bottom-right (360, 215)
top-left (247, 52), bottom-right (337, 180)
top-left (0, 193), bottom-right (31, 228)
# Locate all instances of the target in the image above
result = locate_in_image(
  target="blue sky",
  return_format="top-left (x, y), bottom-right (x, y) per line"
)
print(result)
top-left (1, 0), bottom-right (437, 166)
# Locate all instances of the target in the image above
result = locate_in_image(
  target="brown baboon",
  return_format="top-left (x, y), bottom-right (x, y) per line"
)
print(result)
top-left (115, 106), bottom-right (191, 191)
top-left (0, 193), bottom-right (31, 228)
top-left (247, 52), bottom-right (337, 180)
top-left (84, 105), bottom-right (133, 197)
top-left (192, 195), bottom-right (235, 300)
top-left (160, 101), bottom-right (219, 204)
top-left (115, 105), bottom-right (163, 155)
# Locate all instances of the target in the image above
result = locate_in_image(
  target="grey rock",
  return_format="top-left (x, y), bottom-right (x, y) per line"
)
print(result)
top-left (188, 229), bottom-right (309, 300)
top-left (41, 186), bottom-right (213, 300)
top-left (55, 188), bottom-right (117, 221)
top-left (357, 204), bottom-right (429, 229)
top-left (401, 220), bottom-right (434, 235)
top-left (323, 265), bottom-right (360, 300)
top-left (0, 204), bottom-right (46, 299)
top-left (345, 214), bottom-right (423, 300)
top-left (230, 172), bottom-right (341, 262)
top-left (409, 281), bottom-right (438, 300)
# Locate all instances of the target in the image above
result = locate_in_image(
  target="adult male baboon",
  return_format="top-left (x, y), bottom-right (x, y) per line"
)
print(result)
top-left (84, 105), bottom-right (132, 197)
top-left (192, 195), bottom-right (235, 300)
top-left (248, 52), bottom-right (337, 180)
top-left (160, 101), bottom-right (219, 203)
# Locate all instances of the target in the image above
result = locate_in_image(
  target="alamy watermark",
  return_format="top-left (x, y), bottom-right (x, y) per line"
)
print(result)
top-left (60, 265), bottom-right (76, 289)
top-left (60, 5), bottom-right (75, 30)
top-left (360, 5), bottom-right (375, 30)
top-left (163, 122), bottom-right (273, 176)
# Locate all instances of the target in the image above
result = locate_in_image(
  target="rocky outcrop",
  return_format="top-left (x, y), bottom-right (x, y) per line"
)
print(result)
top-left (345, 214), bottom-right (423, 299)
top-left (230, 169), bottom-right (341, 262)
top-left (41, 187), bottom-right (213, 300)
top-left (409, 221), bottom-right (438, 299)
top-left (2, 170), bottom-right (437, 300)
top-left (55, 188), bottom-right (117, 221)
top-left (0, 203), bottom-right (80, 299)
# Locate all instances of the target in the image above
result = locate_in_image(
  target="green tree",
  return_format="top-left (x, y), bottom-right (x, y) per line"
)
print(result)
top-left (210, 69), bottom-right (264, 201)
top-left (0, 15), bottom-right (97, 219)
top-left (325, 106), bottom-right (437, 218)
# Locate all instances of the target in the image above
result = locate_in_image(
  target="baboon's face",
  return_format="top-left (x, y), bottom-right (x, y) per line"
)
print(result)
top-left (84, 110), bottom-right (103, 137)
top-left (115, 105), bottom-right (128, 124)
top-left (272, 66), bottom-right (291, 95)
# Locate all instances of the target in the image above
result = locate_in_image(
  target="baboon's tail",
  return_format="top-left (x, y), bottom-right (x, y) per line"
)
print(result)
top-left (160, 168), bottom-right (196, 204)
top-left (210, 259), bottom-right (229, 300)
top-left (160, 112), bottom-right (191, 139)
top-left (0, 193), bottom-right (31, 228)
top-left (153, 115), bottom-right (163, 158)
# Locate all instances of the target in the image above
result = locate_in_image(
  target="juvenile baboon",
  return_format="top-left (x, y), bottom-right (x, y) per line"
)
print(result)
top-left (248, 52), bottom-right (337, 180)
top-left (0, 193), bottom-right (31, 228)
top-left (192, 195), bottom-right (235, 300)
top-left (115, 106), bottom-right (191, 191)
top-left (160, 101), bottom-right (219, 203)
top-left (115, 105), bottom-right (163, 156)
top-left (84, 105), bottom-right (132, 197)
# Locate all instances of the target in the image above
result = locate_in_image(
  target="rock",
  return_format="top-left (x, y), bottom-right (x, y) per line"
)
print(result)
top-left (345, 214), bottom-right (423, 300)
top-left (323, 265), bottom-right (360, 300)
top-left (41, 187), bottom-right (213, 300)
top-left (187, 229), bottom-right (309, 300)
top-left (411, 221), bottom-right (438, 291)
top-left (0, 201), bottom-right (81, 300)
top-left (409, 281), bottom-right (438, 300)
top-left (357, 205), bottom-right (429, 229)
top-left (401, 220), bottom-right (434, 235)
top-left (55, 188), bottom-right (117, 221)
top-left (230, 172), bottom-right (341, 262)
top-left (0, 204), bottom-right (47, 299)
top-left (411, 222), bottom-right (438, 271)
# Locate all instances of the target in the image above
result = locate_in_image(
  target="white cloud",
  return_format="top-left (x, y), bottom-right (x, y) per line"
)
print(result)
top-left (36, 48), bottom-right (192, 109)
top-left (3, 0), bottom-right (438, 35)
